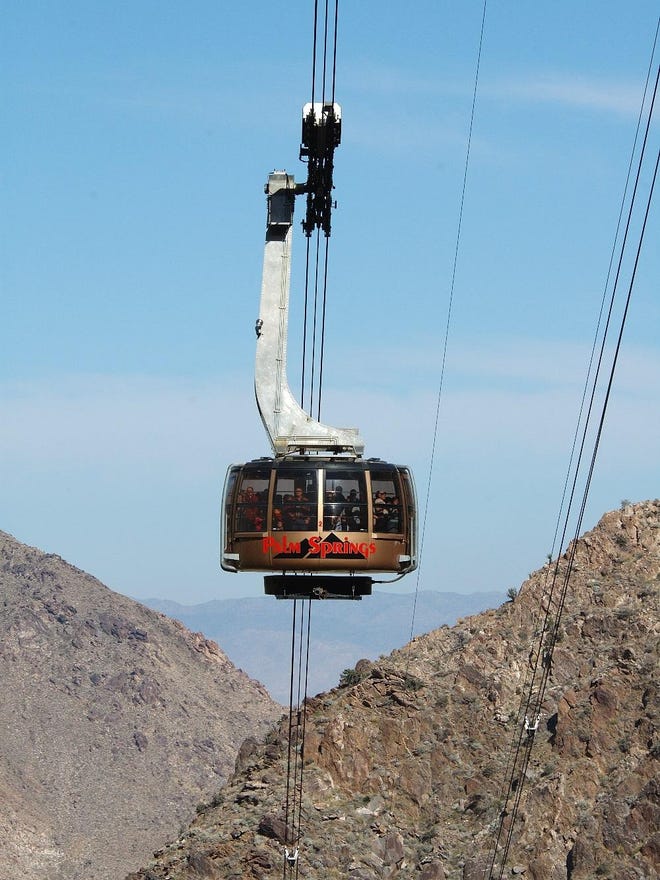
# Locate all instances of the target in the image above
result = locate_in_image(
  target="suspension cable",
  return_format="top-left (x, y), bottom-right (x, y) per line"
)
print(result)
top-left (547, 20), bottom-right (659, 564)
top-left (485, 54), bottom-right (658, 880)
top-left (309, 2), bottom-right (318, 108)
top-left (289, 600), bottom-right (307, 858)
top-left (330, 0), bottom-right (339, 104)
top-left (306, 234), bottom-right (322, 414)
top-left (320, 0), bottom-right (330, 103)
top-left (295, 601), bottom-right (313, 863)
top-left (282, 598), bottom-right (299, 877)
top-left (299, 0), bottom-right (340, 417)
top-left (316, 1), bottom-right (340, 417)
top-left (300, 236), bottom-right (312, 405)
top-left (282, 598), bottom-right (314, 877)
top-left (284, 6), bottom-right (340, 873)
top-left (312, 0), bottom-right (339, 420)
top-left (407, 0), bottom-right (489, 651)
top-left (486, 30), bottom-right (660, 875)
top-left (316, 241), bottom-right (331, 420)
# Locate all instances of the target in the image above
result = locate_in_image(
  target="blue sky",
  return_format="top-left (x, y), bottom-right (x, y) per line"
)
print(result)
top-left (2, 2), bottom-right (658, 604)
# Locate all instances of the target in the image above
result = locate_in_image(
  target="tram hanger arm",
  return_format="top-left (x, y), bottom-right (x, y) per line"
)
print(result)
top-left (254, 166), bottom-right (364, 457)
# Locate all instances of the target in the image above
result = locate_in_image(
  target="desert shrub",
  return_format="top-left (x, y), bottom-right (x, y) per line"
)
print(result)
top-left (339, 667), bottom-right (362, 687)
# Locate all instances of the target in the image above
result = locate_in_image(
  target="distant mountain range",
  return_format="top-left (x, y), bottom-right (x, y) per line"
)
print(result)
top-left (144, 589), bottom-right (506, 702)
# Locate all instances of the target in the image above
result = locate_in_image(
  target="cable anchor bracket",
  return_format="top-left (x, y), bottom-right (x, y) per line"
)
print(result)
top-left (524, 714), bottom-right (541, 735)
top-left (285, 847), bottom-right (299, 865)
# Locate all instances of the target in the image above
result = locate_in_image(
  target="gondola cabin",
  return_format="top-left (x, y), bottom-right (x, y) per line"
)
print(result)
top-left (221, 457), bottom-right (417, 594)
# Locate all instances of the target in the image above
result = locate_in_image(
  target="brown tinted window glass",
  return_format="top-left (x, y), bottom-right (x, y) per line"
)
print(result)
top-left (324, 468), bottom-right (367, 531)
top-left (236, 467), bottom-right (270, 532)
top-left (276, 469), bottom-right (318, 532)
top-left (370, 469), bottom-right (402, 534)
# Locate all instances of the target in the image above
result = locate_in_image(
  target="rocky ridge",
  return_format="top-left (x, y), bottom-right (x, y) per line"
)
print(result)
top-left (127, 500), bottom-right (659, 880)
top-left (0, 531), bottom-right (282, 880)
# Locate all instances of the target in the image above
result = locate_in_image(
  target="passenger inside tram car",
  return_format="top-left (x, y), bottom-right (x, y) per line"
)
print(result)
top-left (236, 477), bottom-right (269, 532)
top-left (323, 477), bottom-right (366, 531)
top-left (239, 486), bottom-right (265, 531)
top-left (387, 496), bottom-right (401, 532)
top-left (371, 481), bottom-right (402, 533)
top-left (284, 486), bottom-right (312, 530)
top-left (373, 494), bottom-right (389, 532)
top-left (323, 488), bottom-right (345, 529)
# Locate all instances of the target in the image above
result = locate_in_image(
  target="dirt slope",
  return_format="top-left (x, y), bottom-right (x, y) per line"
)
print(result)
top-left (0, 531), bottom-right (281, 880)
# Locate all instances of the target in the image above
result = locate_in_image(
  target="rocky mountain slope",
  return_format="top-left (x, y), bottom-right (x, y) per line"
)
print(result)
top-left (145, 590), bottom-right (506, 702)
top-left (127, 500), bottom-right (659, 880)
top-left (0, 531), bottom-right (281, 880)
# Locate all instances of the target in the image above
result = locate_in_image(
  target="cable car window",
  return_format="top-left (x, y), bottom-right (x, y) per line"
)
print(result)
top-left (323, 469), bottom-right (367, 531)
top-left (236, 467), bottom-right (270, 532)
top-left (223, 467), bottom-right (240, 545)
top-left (399, 468), bottom-right (415, 519)
top-left (275, 468), bottom-right (317, 531)
top-left (370, 469), bottom-right (402, 534)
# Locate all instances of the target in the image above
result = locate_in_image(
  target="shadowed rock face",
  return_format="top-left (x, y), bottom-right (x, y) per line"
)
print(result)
top-left (126, 501), bottom-right (659, 880)
top-left (0, 531), bottom-right (282, 880)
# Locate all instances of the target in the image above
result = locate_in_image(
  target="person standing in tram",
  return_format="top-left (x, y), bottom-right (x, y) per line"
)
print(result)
top-left (242, 486), bottom-right (264, 531)
top-left (285, 486), bottom-right (312, 529)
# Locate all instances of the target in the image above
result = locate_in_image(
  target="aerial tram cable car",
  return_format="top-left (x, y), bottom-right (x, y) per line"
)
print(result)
top-left (221, 104), bottom-right (418, 600)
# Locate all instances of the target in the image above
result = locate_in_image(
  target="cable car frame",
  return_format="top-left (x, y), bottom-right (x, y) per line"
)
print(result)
top-left (222, 456), bottom-right (417, 597)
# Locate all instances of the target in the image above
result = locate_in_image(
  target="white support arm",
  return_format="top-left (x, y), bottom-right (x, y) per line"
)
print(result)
top-left (254, 172), bottom-right (364, 456)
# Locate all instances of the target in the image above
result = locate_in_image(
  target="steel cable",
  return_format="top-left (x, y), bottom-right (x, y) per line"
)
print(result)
top-left (406, 0), bottom-right (488, 650)
top-left (485, 56), bottom-right (658, 880)
top-left (300, 0), bottom-right (339, 418)
top-left (282, 598), bottom-right (314, 878)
